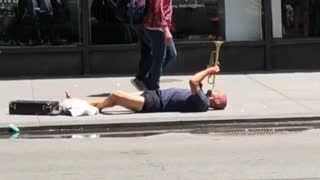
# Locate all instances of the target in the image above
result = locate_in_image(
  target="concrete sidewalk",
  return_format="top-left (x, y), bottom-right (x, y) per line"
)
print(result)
top-left (1, 72), bottom-right (320, 129)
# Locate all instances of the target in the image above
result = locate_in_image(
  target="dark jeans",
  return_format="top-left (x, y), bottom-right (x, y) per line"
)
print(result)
top-left (146, 29), bottom-right (177, 90)
top-left (135, 25), bottom-right (152, 81)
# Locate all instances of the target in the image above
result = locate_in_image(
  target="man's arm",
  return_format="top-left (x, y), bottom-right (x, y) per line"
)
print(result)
top-left (189, 65), bottom-right (220, 94)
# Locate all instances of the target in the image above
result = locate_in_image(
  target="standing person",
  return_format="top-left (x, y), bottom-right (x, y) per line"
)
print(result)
top-left (132, 0), bottom-right (177, 91)
top-left (144, 0), bottom-right (177, 90)
top-left (131, 24), bottom-right (152, 91)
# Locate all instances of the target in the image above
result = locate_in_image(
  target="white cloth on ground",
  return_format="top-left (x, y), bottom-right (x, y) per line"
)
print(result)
top-left (61, 98), bottom-right (99, 117)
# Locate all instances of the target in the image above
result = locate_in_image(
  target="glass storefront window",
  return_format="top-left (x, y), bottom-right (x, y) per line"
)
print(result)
top-left (0, 0), bottom-right (81, 46)
top-left (272, 0), bottom-right (320, 38)
top-left (88, 0), bottom-right (223, 44)
top-left (173, 0), bottom-right (263, 41)
top-left (89, 0), bottom-right (134, 45)
top-left (172, 0), bottom-right (222, 40)
top-left (88, 0), bottom-right (263, 44)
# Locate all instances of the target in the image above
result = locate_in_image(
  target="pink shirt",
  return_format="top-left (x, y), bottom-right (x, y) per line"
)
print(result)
top-left (143, 0), bottom-right (173, 31)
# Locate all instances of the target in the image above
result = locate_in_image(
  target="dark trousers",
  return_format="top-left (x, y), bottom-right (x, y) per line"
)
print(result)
top-left (135, 27), bottom-right (177, 90)
top-left (135, 25), bottom-right (152, 81)
top-left (146, 29), bottom-right (177, 90)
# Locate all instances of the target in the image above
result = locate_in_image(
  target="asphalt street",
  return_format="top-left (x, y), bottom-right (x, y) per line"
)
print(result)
top-left (1, 130), bottom-right (320, 180)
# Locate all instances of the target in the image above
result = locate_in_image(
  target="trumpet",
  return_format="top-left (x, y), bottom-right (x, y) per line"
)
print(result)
top-left (207, 41), bottom-right (224, 89)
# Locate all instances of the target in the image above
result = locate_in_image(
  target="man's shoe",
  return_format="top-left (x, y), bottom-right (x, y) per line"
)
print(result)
top-left (131, 78), bottom-right (148, 91)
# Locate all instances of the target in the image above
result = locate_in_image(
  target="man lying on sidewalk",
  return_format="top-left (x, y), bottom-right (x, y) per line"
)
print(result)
top-left (84, 65), bottom-right (227, 113)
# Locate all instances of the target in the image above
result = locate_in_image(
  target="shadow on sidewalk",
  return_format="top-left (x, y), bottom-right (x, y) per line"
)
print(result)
top-left (101, 110), bottom-right (134, 115)
top-left (87, 93), bottom-right (111, 97)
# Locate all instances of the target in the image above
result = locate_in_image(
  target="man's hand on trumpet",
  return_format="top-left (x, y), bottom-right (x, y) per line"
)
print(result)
top-left (207, 65), bottom-right (220, 76)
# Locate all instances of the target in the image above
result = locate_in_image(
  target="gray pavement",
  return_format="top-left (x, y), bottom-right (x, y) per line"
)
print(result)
top-left (2, 130), bottom-right (320, 180)
top-left (1, 72), bottom-right (320, 129)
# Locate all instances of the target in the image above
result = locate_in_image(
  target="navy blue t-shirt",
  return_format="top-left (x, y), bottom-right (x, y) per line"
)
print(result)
top-left (159, 88), bottom-right (210, 112)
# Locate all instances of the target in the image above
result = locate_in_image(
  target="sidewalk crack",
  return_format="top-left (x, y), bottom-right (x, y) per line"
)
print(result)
top-left (246, 75), bottom-right (314, 112)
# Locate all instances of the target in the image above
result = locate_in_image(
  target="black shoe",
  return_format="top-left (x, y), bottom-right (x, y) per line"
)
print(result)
top-left (131, 78), bottom-right (148, 91)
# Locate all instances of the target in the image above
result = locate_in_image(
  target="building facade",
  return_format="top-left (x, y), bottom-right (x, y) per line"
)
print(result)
top-left (0, 0), bottom-right (319, 77)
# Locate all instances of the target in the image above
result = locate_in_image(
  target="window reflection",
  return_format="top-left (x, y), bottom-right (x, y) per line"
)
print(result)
top-left (276, 0), bottom-right (320, 38)
top-left (172, 0), bottom-right (222, 40)
top-left (89, 0), bottom-right (222, 44)
top-left (0, 0), bottom-right (80, 46)
top-left (90, 0), bottom-right (135, 44)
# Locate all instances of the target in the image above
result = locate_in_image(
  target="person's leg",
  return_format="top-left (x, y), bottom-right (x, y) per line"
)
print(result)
top-left (92, 90), bottom-right (145, 112)
top-left (135, 26), bottom-right (152, 81)
top-left (162, 40), bottom-right (177, 69)
top-left (145, 30), bottom-right (167, 90)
